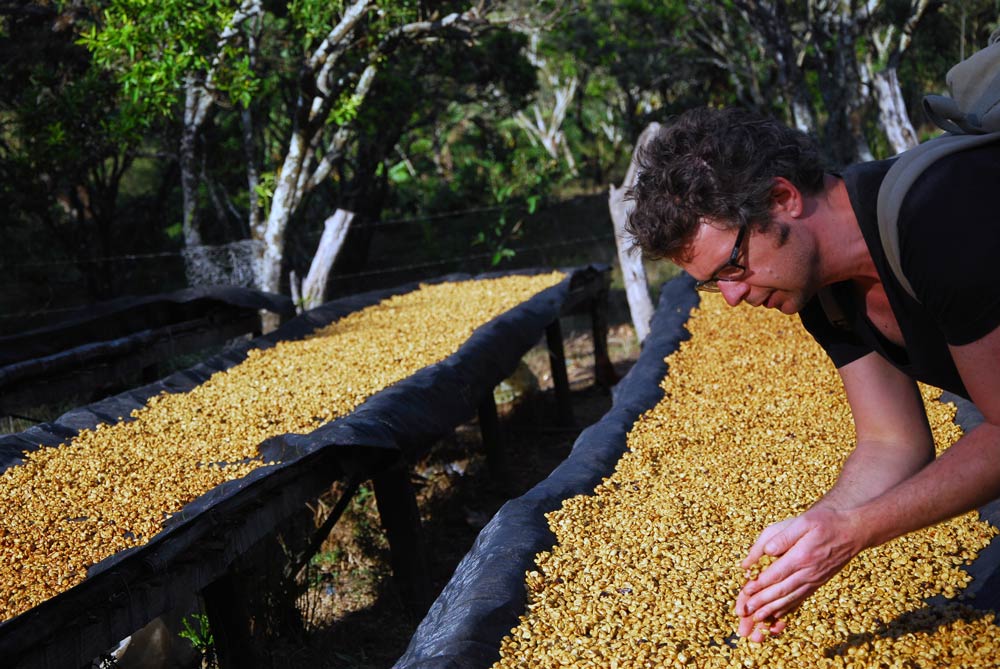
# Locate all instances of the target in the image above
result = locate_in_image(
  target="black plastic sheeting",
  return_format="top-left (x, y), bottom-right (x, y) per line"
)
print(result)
top-left (395, 275), bottom-right (1000, 669)
top-left (0, 286), bottom-right (294, 368)
top-left (0, 266), bottom-right (604, 669)
top-left (1, 286), bottom-right (297, 416)
top-left (395, 274), bottom-right (701, 669)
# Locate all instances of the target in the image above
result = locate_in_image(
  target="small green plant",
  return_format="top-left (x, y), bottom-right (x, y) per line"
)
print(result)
top-left (179, 612), bottom-right (216, 668)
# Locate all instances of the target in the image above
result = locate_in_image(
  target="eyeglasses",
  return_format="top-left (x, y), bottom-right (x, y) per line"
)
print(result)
top-left (694, 225), bottom-right (748, 292)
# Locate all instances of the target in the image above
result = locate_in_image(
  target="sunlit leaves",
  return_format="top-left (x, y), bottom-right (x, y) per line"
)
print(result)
top-left (288, 0), bottom-right (345, 51)
top-left (77, 0), bottom-right (257, 118)
top-left (327, 91), bottom-right (363, 126)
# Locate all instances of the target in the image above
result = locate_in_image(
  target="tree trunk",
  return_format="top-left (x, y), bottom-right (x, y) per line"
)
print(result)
top-left (256, 131), bottom-right (308, 294)
top-left (179, 116), bottom-right (203, 249)
top-left (870, 65), bottom-right (918, 154)
top-left (294, 209), bottom-right (354, 312)
top-left (608, 122), bottom-right (659, 344)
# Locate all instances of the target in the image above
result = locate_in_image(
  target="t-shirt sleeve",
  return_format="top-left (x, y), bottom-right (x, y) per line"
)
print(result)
top-left (898, 144), bottom-right (1000, 345)
top-left (798, 296), bottom-right (872, 369)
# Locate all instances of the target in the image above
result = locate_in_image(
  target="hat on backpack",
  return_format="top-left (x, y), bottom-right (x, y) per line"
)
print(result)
top-left (923, 33), bottom-right (1000, 135)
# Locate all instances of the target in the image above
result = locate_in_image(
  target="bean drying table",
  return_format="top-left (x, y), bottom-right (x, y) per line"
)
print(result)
top-left (0, 286), bottom-right (295, 417)
top-left (394, 274), bottom-right (1000, 669)
top-left (0, 266), bottom-right (611, 669)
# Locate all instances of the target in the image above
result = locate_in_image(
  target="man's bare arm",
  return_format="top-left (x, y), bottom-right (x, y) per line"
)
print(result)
top-left (737, 327), bottom-right (1000, 639)
top-left (853, 324), bottom-right (1000, 546)
top-left (814, 352), bottom-right (936, 510)
top-left (736, 351), bottom-right (934, 639)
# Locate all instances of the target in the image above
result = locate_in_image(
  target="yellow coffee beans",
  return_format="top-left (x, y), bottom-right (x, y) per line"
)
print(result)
top-left (0, 272), bottom-right (564, 623)
top-left (496, 293), bottom-right (999, 668)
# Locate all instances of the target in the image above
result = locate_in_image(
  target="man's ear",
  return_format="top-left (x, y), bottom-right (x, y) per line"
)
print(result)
top-left (771, 177), bottom-right (803, 217)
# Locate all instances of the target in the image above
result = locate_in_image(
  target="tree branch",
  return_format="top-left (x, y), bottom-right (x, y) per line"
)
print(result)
top-left (302, 4), bottom-right (498, 192)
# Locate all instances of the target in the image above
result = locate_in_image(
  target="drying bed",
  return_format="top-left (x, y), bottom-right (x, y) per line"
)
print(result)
top-left (0, 286), bottom-right (295, 415)
top-left (0, 267), bottom-right (607, 669)
top-left (397, 276), bottom-right (1000, 669)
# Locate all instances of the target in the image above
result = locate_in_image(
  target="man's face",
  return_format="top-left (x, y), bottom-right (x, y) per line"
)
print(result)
top-left (679, 219), bottom-right (820, 314)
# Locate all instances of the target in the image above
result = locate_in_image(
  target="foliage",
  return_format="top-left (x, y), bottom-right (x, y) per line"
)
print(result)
top-left (77, 0), bottom-right (259, 118)
top-left (3, 0), bottom-right (996, 312)
top-left (179, 611), bottom-right (217, 667)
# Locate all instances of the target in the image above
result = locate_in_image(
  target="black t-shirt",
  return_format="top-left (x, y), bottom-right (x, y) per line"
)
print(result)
top-left (799, 143), bottom-right (1000, 400)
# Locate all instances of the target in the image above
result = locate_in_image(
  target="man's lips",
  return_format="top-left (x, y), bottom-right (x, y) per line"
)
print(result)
top-left (747, 291), bottom-right (775, 308)
top-left (747, 291), bottom-right (777, 308)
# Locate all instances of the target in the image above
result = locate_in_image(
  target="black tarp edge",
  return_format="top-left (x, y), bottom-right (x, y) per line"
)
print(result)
top-left (393, 274), bottom-right (700, 669)
top-left (0, 266), bottom-right (600, 668)
top-left (0, 268), bottom-right (573, 471)
top-left (0, 286), bottom-right (295, 368)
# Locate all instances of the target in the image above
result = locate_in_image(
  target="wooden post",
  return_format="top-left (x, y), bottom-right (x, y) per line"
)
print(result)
top-left (590, 277), bottom-right (618, 387)
top-left (288, 209), bottom-right (355, 315)
top-left (545, 319), bottom-right (574, 427)
top-left (373, 461), bottom-right (430, 615)
top-left (609, 123), bottom-right (660, 344)
top-left (201, 570), bottom-right (256, 669)
top-left (478, 392), bottom-right (510, 491)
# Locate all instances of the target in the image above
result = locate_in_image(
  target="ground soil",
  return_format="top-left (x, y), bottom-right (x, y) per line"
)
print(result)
top-left (260, 319), bottom-right (643, 669)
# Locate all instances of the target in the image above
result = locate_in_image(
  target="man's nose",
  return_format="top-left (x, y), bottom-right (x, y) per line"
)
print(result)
top-left (718, 280), bottom-right (749, 307)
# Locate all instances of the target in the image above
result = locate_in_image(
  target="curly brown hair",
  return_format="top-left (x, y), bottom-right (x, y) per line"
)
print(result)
top-left (626, 107), bottom-right (825, 260)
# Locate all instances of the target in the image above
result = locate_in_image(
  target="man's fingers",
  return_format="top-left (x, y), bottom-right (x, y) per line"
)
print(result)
top-left (741, 549), bottom-right (799, 601)
top-left (741, 518), bottom-right (805, 569)
top-left (750, 582), bottom-right (812, 624)
top-left (740, 524), bottom-right (782, 568)
top-left (761, 520), bottom-right (805, 558)
top-left (740, 555), bottom-right (809, 614)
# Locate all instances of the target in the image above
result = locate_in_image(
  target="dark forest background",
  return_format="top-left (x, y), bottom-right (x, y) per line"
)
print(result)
top-left (2, 0), bottom-right (996, 334)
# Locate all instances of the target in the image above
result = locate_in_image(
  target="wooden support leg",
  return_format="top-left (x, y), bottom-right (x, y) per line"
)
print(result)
top-left (201, 570), bottom-right (256, 669)
top-left (373, 461), bottom-right (431, 615)
top-left (545, 320), bottom-right (574, 427)
top-left (285, 475), bottom-right (362, 582)
top-left (590, 289), bottom-right (619, 387)
top-left (478, 392), bottom-right (512, 491)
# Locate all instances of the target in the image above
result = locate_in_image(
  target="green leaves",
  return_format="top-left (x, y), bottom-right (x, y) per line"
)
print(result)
top-left (254, 171), bottom-right (276, 216)
top-left (77, 0), bottom-right (259, 119)
top-left (327, 90), bottom-right (363, 126)
top-left (178, 612), bottom-right (214, 656)
top-left (288, 0), bottom-right (345, 50)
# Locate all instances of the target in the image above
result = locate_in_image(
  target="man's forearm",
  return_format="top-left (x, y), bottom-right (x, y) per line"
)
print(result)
top-left (854, 422), bottom-right (1000, 549)
top-left (814, 437), bottom-right (934, 511)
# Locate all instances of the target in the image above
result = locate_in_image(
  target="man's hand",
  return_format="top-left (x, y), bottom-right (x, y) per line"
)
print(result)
top-left (736, 507), bottom-right (866, 641)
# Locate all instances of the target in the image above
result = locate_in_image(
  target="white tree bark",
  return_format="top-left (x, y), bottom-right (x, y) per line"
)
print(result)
top-left (180, 0), bottom-right (263, 285)
top-left (293, 209), bottom-right (355, 313)
top-left (608, 122), bottom-right (660, 344)
top-left (870, 66), bottom-right (918, 153)
top-left (256, 131), bottom-right (308, 294)
top-left (514, 77), bottom-right (578, 173)
top-left (859, 0), bottom-right (929, 155)
top-left (253, 5), bottom-right (490, 295)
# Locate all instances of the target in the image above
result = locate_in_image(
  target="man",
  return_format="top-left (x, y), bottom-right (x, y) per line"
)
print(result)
top-left (627, 106), bottom-right (1000, 642)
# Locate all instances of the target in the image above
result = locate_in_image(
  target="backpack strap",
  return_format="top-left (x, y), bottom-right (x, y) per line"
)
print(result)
top-left (876, 132), bottom-right (1000, 302)
top-left (876, 38), bottom-right (1000, 302)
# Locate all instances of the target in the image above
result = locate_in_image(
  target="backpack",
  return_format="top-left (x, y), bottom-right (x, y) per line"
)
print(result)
top-left (877, 36), bottom-right (1000, 301)
top-left (818, 36), bottom-right (1000, 330)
